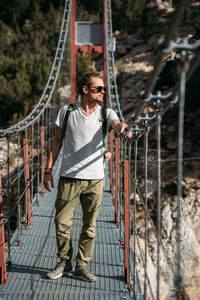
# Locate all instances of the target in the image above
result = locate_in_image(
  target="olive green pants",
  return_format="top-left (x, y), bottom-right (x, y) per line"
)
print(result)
top-left (55, 177), bottom-right (105, 266)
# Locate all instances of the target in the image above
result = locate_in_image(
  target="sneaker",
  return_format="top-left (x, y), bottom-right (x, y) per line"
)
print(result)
top-left (47, 260), bottom-right (73, 280)
top-left (74, 264), bottom-right (97, 282)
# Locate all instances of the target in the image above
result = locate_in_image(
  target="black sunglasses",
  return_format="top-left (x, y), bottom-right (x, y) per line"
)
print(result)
top-left (89, 86), bottom-right (107, 93)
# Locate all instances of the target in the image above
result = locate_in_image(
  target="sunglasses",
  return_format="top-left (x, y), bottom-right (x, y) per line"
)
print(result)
top-left (89, 86), bottom-right (107, 93)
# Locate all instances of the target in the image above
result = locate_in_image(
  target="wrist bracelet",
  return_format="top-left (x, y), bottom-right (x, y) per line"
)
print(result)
top-left (45, 167), bottom-right (52, 171)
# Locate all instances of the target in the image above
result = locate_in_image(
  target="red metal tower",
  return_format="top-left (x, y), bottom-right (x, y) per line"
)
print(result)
top-left (70, 0), bottom-right (107, 103)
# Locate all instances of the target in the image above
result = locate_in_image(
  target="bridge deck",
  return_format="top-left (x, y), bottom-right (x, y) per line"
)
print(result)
top-left (0, 162), bottom-right (131, 299)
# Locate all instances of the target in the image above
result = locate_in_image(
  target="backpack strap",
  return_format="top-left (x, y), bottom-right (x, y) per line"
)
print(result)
top-left (101, 106), bottom-right (107, 147)
top-left (62, 104), bottom-right (107, 145)
top-left (62, 103), bottom-right (77, 140)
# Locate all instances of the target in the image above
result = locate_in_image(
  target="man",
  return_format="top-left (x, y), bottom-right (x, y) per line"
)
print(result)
top-left (44, 71), bottom-right (128, 282)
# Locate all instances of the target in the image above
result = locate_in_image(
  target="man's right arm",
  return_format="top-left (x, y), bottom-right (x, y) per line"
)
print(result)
top-left (43, 125), bottom-right (63, 192)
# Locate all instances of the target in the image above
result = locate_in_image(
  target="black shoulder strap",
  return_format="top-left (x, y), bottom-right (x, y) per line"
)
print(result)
top-left (62, 104), bottom-right (107, 144)
top-left (62, 103), bottom-right (77, 140)
top-left (101, 106), bottom-right (107, 146)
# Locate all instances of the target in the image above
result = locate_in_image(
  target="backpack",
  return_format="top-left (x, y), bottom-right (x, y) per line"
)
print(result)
top-left (61, 103), bottom-right (107, 146)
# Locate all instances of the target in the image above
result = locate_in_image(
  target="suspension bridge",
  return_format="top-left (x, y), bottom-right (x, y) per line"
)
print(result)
top-left (0, 0), bottom-right (200, 299)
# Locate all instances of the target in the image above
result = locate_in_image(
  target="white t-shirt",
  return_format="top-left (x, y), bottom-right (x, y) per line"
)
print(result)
top-left (55, 103), bottom-right (118, 179)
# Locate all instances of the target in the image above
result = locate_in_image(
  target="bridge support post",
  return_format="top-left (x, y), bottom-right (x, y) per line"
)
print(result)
top-left (40, 126), bottom-right (46, 195)
top-left (114, 137), bottom-right (119, 227)
top-left (123, 160), bottom-right (130, 284)
top-left (103, 0), bottom-right (108, 94)
top-left (0, 165), bottom-right (8, 285)
top-left (71, 0), bottom-right (76, 103)
top-left (23, 139), bottom-right (33, 227)
top-left (109, 131), bottom-right (113, 196)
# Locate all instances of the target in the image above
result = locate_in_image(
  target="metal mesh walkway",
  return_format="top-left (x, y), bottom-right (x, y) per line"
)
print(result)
top-left (0, 161), bottom-right (131, 300)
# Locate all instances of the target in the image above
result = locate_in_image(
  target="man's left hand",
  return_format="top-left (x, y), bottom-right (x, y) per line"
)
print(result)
top-left (112, 121), bottom-right (132, 138)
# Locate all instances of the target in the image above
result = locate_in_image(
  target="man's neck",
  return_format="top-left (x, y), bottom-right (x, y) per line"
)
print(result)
top-left (81, 99), bottom-right (98, 115)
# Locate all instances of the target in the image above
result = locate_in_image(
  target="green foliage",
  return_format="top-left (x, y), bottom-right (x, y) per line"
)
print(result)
top-left (0, 1), bottom-right (62, 127)
top-left (0, 21), bottom-right (15, 53)
top-left (111, 0), bottom-right (147, 33)
top-left (76, 53), bottom-right (94, 82)
top-left (116, 61), bottom-right (126, 73)
top-left (0, 0), bottom-right (146, 127)
top-left (76, 0), bottom-right (102, 22)
top-left (76, 0), bottom-right (147, 33)
top-left (0, 52), bottom-right (51, 126)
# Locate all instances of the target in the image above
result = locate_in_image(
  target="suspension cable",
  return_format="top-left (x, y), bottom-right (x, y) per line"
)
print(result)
top-left (104, 0), bottom-right (124, 122)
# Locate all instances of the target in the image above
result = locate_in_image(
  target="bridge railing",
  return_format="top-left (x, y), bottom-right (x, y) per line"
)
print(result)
top-left (108, 60), bottom-right (197, 297)
top-left (0, 0), bottom-right (72, 285)
top-left (105, 0), bottom-right (200, 299)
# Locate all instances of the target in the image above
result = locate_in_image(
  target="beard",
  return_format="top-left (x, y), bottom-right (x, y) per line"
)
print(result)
top-left (95, 98), bottom-right (104, 103)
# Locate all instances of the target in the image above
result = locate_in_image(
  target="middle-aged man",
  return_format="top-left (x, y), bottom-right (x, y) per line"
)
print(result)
top-left (44, 71), bottom-right (130, 282)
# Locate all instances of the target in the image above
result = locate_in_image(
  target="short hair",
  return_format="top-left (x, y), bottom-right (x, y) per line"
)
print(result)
top-left (78, 71), bottom-right (104, 96)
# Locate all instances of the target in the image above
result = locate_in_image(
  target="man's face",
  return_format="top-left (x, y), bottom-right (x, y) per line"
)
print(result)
top-left (83, 77), bottom-right (106, 104)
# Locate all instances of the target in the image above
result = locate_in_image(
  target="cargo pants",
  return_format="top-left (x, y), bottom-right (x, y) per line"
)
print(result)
top-left (55, 177), bottom-right (105, 267)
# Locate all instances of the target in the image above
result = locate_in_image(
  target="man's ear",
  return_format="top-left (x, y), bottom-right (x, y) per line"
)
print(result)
top-left (82, 85), bottom-right (88, 95)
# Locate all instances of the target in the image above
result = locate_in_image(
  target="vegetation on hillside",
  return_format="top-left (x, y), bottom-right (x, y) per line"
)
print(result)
top-left (0, 0), bottom-right (147, 128)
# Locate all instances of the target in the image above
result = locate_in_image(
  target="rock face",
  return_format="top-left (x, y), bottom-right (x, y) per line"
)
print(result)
top-left (134, 187), bottom-right (200, 299)
top-left (0, 138), bottom-right (23, 177)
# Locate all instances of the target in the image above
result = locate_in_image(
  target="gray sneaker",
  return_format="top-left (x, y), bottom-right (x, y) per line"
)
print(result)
top-left (47, 260), bottom-right (73, 279)
top-left (74, 264), bottom-right (97, 282)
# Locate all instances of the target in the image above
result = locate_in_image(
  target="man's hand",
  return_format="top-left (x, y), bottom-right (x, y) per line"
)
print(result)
top-left (43, 126), bottom-right (62, 192)
top-left (114, 122), bottom-right (126, 135)
top-left (104, 151), bottom-right (112, 160)
top-left (111, 120), bottom-right (132, 138)
top-left (44, 173), bottom-right (54, 192)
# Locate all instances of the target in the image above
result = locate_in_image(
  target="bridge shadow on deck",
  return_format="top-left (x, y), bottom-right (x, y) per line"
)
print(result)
top-left (0, 164), bottom-right (131, 300)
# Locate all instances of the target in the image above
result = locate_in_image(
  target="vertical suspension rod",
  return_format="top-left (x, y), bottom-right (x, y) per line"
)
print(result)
top-left (37, 118), bottom-right (40, 204)
top-left (124, 157), bottom-right (130, 286)
top-left (128, 139), bottom-right (132, 290)
top-left (0, 163), bottom-right (8, 284)
top-left (24, 128), bottom-right (28, 224)
top-left (71, 0), bottom-right (76, 103)
top-left (156, 100), bottom-right (162, 300)
top-left (176, 54), bottom-right (186, 299)
top-left (40, 126), bottom-right (45, 195)
top-left (114, 136), bottom-right (119, 227)
top-left (133, 130), bottom-right (139, 295)
top-left (144, 117), bottom-right (149, 299)
top-left (7, 137), bottom-right (11, 266)
top-left (109, 131), bottom-right (114, 196)
top-left (119, 137), bottom-right (124, 238)
top-left (23, 138), bottom-right (33, 227)
top-left (17, 135), bottom-right (21, 244)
